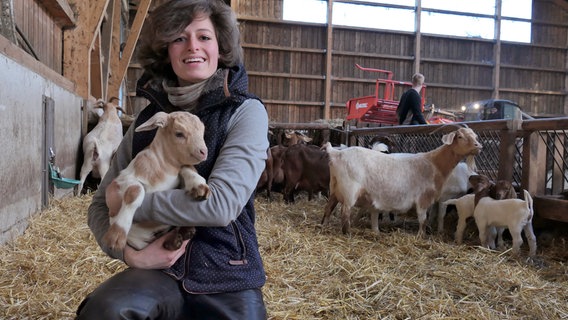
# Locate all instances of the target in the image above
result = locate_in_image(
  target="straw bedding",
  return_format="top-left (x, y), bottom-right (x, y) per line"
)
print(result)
top-left (1, 193), bottom-right (567, 319)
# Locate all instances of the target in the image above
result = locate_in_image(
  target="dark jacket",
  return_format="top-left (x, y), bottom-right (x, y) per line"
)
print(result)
top-left (397, 89), bottom-right (427, 125)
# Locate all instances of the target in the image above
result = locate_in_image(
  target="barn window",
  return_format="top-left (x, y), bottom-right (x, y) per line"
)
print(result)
top-left (283, 0), bottom-right (532, 43)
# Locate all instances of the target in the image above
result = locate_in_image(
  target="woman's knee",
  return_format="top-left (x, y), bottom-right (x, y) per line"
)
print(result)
top-left (76, 269), bottom-right (184, 320)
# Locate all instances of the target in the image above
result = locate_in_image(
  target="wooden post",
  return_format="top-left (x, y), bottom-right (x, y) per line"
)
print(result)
top-left (324, 0), bottom-right (334, 120)
top-left (492, 0), bottom-right (502, 99)
top-left (522, 131), bottom-right (547, 195)
top-left (414, 0), bottom-right (421, 73)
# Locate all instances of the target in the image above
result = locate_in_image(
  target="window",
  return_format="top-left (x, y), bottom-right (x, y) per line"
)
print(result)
top-left (333, 2), bottom-right (414, 32)
top-left (283, 0), bottom-right (532, 43)
top-left (283, 0), bottom-right (327, 24)
top-left (421, 12), bottom-right (494, 39)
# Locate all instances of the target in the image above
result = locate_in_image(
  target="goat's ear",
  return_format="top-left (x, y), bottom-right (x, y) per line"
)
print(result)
top-left (135, 112), bottom-right (169, 132)
top-left (94, 99), bottom-right (105, 109)
top-left (441, 131), bottom-right (456, 145)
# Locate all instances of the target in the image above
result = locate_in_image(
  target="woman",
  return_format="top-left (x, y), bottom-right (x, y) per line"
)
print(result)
top-left (76, 0), bottom-right (269, 319)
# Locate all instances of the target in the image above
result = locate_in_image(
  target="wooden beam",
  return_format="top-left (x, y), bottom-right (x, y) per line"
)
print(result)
top-left (100, 1), bottom-right (116, 100)
top-left (90, 33), bottom-right (103, 99)
top-left (63, 0), bottom-right (110, 99)
top-left (108, 0), bottom-right (152, 98)
top-left (108, 0), bottom-right (122, 102)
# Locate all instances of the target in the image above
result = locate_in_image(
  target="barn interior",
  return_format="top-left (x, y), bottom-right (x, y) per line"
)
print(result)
top-left (0, 0), bottom-right (567, 319)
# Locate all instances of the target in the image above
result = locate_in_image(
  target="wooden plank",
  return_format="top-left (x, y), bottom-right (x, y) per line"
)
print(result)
top-left (108, 0), bottom-right (152, 99)
top-left (35, 0), bottom-right (75, 28)
top-left (523, 131), bottom-right (548, 195)
top-left (533, 196), bottom-right (568, 223)
top-left (90, 33), bottom-right (103, 99)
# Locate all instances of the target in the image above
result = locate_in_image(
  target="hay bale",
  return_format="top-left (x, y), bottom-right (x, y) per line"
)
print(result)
top-left (1, 194), bottom-right (567, 319)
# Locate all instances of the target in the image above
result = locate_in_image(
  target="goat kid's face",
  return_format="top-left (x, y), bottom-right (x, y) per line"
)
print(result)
top-left (441, 128), bottom-right (482, 156)
top-left (469, 174), bottom-right (493, 193)
top-left (136, 111), bottom-right (208, 165)
top-left (493, 180), bottom-right (516, 199)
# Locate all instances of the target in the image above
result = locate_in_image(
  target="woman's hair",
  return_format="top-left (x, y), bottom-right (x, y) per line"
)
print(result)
top-left (412, 73), bottom-right (425, 86)
top-left (137, 0), bottom-right (243, 84)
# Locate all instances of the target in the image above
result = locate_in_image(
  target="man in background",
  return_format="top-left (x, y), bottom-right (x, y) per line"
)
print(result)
top-left (397, 73), bottom-right (427, 125)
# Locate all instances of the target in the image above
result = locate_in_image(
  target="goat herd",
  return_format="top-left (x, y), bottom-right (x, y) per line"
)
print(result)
top-left (258, 128), bottom-right (537, 257)
top-left (80, 99), bottom-right (537, 257)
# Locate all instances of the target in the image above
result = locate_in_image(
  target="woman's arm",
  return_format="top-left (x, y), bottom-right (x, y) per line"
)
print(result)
top-left (133, 99), bottom-right (269, 227)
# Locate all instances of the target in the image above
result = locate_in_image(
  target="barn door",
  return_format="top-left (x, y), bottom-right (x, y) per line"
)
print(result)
top-left (42, 96), bottom-right (55, 208)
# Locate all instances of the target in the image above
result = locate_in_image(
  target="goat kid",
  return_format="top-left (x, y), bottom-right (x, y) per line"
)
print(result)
top-left (473, 189), bottom-right (537, 256)
top-left (102, 111), bottom-right (209, 252)
top-left (78, 98), bottom-right (125, 194)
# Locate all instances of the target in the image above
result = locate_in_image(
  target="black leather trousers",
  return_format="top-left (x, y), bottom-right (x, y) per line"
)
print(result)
top-left (75, 268), bottom-right (267, 320)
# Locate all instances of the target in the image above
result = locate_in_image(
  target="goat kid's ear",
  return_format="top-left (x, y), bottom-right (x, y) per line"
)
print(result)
top-left (135, 112), bottom-right (169, 132)
top-left (441, 131), bottom-right (456, 145)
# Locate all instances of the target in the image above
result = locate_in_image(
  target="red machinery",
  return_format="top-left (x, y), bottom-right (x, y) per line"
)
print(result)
top-left (345, 64), bottom-right (426, 125)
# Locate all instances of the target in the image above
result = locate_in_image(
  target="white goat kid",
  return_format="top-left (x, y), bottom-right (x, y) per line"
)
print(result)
top-left (321, 127), bottom-right (482, 236)
top-left (103, 111), bottom-right (209, 252)
top-left (78, 98), bottom-right (124, 194)
top-left (474, 189), bottom-right (537, 257)
top-left (435, 159), bottom-right (477, 233)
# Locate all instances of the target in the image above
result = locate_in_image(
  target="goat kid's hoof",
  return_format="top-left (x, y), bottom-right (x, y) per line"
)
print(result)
top-left (179, 226), bottom-right (197, 240)
top-left (162, 235), bottom-right (183, 251)
top-left (188, 184), bottom-right (210, 200)
top-left (102, 225), bottom-right (127, 252)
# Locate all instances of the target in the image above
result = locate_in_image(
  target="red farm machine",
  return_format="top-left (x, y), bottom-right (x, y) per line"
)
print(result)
top-left (345, 64), bottom-right (454, 126)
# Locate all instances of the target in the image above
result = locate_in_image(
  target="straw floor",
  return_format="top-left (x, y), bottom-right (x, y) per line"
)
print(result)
top-left (1, 193), bottom-right (567, 319)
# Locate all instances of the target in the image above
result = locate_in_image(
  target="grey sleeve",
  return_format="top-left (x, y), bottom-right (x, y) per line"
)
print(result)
top-left (86, 121), bottom-right (135, 260)
top-left (133, 99), bottom-right (269, 227)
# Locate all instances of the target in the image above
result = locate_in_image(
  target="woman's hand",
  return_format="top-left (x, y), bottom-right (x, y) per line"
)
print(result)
top-left (123, 230), bottom-right (190, 269)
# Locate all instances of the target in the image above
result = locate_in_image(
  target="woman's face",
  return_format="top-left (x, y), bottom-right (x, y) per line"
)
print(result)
top-left (168, 15), bottom-right (219, 86)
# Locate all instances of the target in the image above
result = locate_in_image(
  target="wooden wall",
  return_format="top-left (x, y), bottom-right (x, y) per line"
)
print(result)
top-left (12, 0), bottom-right (65, 73)
top-left (234, 0), bottom-right (568, 123)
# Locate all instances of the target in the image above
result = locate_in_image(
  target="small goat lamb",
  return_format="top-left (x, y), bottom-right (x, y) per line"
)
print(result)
top-left (102, 111), bottom-right (209, 252)
top-left (443, 175), bottom-right (518, 247)
top-left (474, 189), bottom-right (537, 256)
top-left (78, 98), bottom-right (125, 194)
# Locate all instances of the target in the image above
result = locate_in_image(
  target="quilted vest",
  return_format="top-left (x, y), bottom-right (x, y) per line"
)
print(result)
top-left (132, 65), bottom-right (266, 293)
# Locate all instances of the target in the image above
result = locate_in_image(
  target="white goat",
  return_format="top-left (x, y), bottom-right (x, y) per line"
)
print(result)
top-left (435, 159), bottom-right (477, 233)
top-left (442, 194), bottom-right (503, 248)
top-left (78, 98), bottom-right (124, 194)
top-left (102, 111), bottom-right (209, 252)
top-left (441, 194), bottom-right (477, 244)
top-left (321, 127), bottom-right (482, 236)
top-left (474, 189), bottom-right (537, 256)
